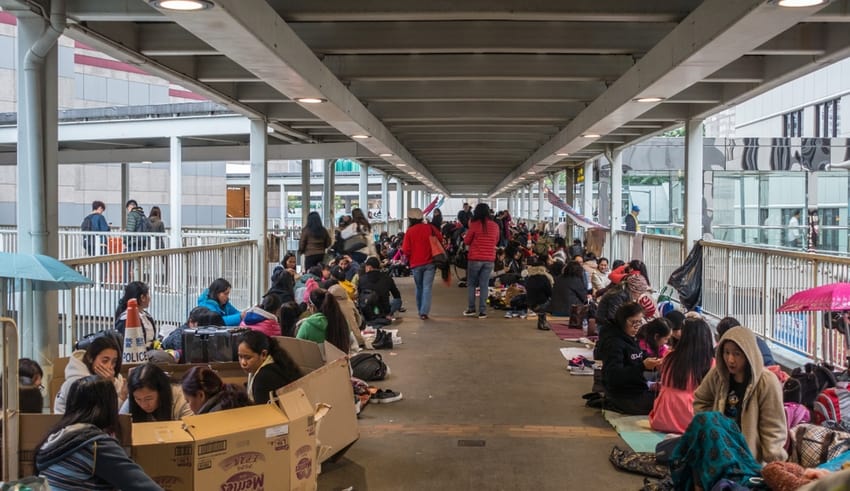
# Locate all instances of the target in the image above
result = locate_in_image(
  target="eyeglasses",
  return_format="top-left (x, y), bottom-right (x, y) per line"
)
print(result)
top-left (627, 319), bottom-right (645, 327)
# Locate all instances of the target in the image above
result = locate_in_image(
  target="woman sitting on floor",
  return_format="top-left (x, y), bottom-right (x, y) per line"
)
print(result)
top-left (649, 317), bottom-right (714, 434)
top-left (601, 302), bottom-right (662, 415)
top-left (637, 317), bottom-right (673, 359)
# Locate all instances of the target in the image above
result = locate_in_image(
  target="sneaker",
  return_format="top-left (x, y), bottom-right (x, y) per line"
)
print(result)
top-left (518, 312), bottom-right (527, 319)
top-left (372, 389), bottom-right (403, 404)
top-left (526, 311), bottom-right (537, 318)
top-left (463, 309), bottom-right (477, 317)
top-left (419, 314), bottom-right (429, 320)
top-left (478, 313), bottom-right (487, 319)
top-left (398, 307), bottom-right (407, 312)
top-left (504, 312), bottom-right (513, 319)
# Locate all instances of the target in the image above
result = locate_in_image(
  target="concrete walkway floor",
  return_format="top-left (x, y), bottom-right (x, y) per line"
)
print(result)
top-left (318, 276), bottom-right (645, 491)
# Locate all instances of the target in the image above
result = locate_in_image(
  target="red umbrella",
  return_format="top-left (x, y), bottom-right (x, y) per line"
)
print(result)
top-left (777, 282), bottom-right (850, 313)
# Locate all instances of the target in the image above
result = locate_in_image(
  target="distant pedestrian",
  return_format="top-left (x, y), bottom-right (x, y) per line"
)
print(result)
top-left (625, 204), bottom-right (640, 232)
top-left (124, 200), bottom-right (149, 251)
top-left (402, 208), bottom-right (443, 320)
top-left (81, 200), bottom-right (110, 256)
top-left (148, 206), bottom-right (166, 249)
top-left (298, 211), bottom-right (332, 270)
top-left (462, 203), bottom-right (499, 319)
top-left (787, 209), bottom-right (801, 248)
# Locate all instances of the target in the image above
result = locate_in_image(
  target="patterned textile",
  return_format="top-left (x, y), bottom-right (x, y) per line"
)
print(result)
top-left (670, 412), bottom-right (762, 491)
top-left (789, 424), bottom-right (850, 468)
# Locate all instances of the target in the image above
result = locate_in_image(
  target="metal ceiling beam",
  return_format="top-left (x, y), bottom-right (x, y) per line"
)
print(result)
top-left (366, 101), bottom-right (585, 121)
top-left (349, 80), bottom-right (608, 103)
top-left (290, 21), bottom-right (673, 55)
top-left (66, 0), bottom-right (163, 21)
top-left (83, 22), bottom-right (217, 56)
top-left (153, 0), bottom-right (446, 195)
top-left (749, 23), bottom-right (830, 56)
top-left (323, 54), bottom-right (634, 82)
top-left (490, 0), bottom-right (829, 196)
top-left (270, 0), bottom-right (702, 22)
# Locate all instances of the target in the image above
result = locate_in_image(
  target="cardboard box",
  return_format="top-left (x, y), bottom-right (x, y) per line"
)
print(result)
top-left (275, 337), bottom-right (359, 463)
top-left (131, 421), bottom-right (194, 491)
top-left (130, 389), bottom-right (318, 491)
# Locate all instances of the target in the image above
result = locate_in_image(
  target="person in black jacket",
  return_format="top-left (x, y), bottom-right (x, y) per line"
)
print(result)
top-left (237, 330), bottom-right (301, 404)
top-left (266, 266), bottom-right (296, 304)
top-left (602, 302), bottom-right (663, 415)
top-left (548, 261), bottom-right (587, 317)
top-left (357, 256), bottom-right (403, 318)
top-left (525, 256), bottom-right (554, 331)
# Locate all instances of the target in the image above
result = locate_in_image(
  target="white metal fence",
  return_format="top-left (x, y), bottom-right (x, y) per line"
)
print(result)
top-left (701, 240), bottom-right (850, 366)
top-left (58, 240), bottom-right (259, 354)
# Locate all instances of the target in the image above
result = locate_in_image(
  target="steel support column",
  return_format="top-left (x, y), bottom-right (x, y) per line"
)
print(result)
top-left (249, 119), bottom-right (268, 295)
top-left (169, 136), bottom-right (182, 248)
top-left (684, 119), bottom-right (704, 251)
top-left (300, 159), bottom-right (310, 226)
top-left (611, 150), bottom-right (624, 259)
top-left (584, 159), bottom-right (594, 223)
top-left (381, 173), bottom-right (389, 224)
top-left (359, 163), bottom-right (368, 211)
top-left (322, 159), bottom-right (335, 229)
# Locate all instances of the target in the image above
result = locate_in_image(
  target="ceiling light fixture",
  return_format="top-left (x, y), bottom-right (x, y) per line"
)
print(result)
top-left (582, 133), bottom-right (601, 139)
top-left (149, 0), bottom-right (214, 11)
top-left (528, 171), bottom-right (536, 175)
top-left (351, 134), bottom-right (370, 140)
top-left (379, 153), bottom-right (393, 157)
top-left (555, 152), bottom-right (569, 157)
top-left (774, 0), bottom-right (827, 6)
top-left (295, 97), bottom-right (326, 104)
top-left (634, 96), bottom-right (664, 103)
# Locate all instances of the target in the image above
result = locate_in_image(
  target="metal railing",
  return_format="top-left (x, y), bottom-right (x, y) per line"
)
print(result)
top-left (700, 240), bottom-right (850, 367)
top-left (642, 234), bottom-right (686, 292)
top-left (59, 240), bottom-right (259, 355)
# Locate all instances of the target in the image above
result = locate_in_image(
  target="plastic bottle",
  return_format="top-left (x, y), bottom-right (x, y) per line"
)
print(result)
top-left (582, 318), bottom-right (588, 334)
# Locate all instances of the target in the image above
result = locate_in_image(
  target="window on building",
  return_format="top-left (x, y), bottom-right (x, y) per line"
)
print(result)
top-left (815, 99), bottom-right (839, 138)
top-left (782, 110), bottom-right (802, 137)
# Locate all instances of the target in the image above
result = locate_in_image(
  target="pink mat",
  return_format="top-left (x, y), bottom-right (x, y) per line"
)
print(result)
top-left (549, 322), bottom-right (586, 341)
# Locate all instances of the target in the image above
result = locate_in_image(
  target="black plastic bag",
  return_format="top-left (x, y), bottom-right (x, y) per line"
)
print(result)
top-left (667, 242), bottom-right (703, 310)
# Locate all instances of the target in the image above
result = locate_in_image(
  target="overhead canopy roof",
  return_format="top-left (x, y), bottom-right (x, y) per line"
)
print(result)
top-left (4, 0), bottom-right (850, 197)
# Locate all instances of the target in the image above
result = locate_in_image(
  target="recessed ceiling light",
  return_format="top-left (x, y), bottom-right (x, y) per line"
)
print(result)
top-left (634, 97), bottom-right (664, 103)
top-left (555, 152), bottom-right (569, 157)
top-left (351, 134), bottom-right (370, 140)
top-left (295, 97), bottom-right (326, 104)
top-left (149, 0), bottom-right (214, 11)
top-left (266, 125), bottom-right (275, 134)
top-left (397, 163), bottom-right (407, 167)
top-left (774, 0), bottom-right (826, 6)
top-left (528, 171), bottom-right (536, 175)
top-left (582, 133), bottom-right (601, 139)
top-left (141, 160), bottom-right (153, 164)
top-left (379, 153), bottom-right (393, 157)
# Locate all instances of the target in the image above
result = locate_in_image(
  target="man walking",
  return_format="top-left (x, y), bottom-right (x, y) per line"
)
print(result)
top-left (124, 200), bottom-right (149, 252)
top-left (81, 200), bottom-right (110, 256)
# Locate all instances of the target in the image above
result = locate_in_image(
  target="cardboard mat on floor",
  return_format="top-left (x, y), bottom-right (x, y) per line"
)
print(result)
top-left (602, 410), bottom-right (667, 453)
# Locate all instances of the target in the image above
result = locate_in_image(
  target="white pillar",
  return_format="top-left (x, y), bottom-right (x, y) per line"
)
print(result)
top-left (550, 173), bottom-right (558, 223)
top-left (279, 185), bottom-right (287, 229)
top-left (396, 178), bottom-right (405, 222)
top-left (322, 159), bottom-right (335, 229)
top-left (584, 159), bottom-right (594, 221)
top-left (526, 185), bottom-right (533, 220)
top-left (611, 151), bottom-right (623, 259)
top-left (169, 136), bottom-right (182, 248)
top-left (359, 163), bottom-right (369, 211)
top-left (538, 178), bottom-right (545, 222)
top-left (249, 119), bottom-right (268, 295)
top-left (301, 159), bottom-right (310, 225)
top-left (381, 174), bottom-right (389, 224)
top-left (684, 119), bottom-right (705, 251)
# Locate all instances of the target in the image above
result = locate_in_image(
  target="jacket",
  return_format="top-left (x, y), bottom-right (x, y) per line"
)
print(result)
top-left (240, 306), bottom-right (282, 337)
top-left (525, 266), bottom-right (553, 307)
top-left (266, 268), bottom-right (296, 304)
top-left (296, 313), bottom-right (328, 344)
top-left (595, 282), bottom-right (630, 333)
top-left (591, 269), bottom-right (611, 292)
top-left (54, 350), bottom-right (125, 414)
top-left (119, 385), bottom-right (193, 421)
top-left (463, 218), bottom-right (499, 262)
top-left (125, 207), bottom-right (145, 234)
top-left (693, 326), bottom-right (788, 463)
top-left (35, 423), bottom-right (162, 491)
top-left (358, 270), bottom-right (401, 315)
top-left (114, 309), bottom-right (157, 349)
top-left (601, 327), bottom-right (649, 398)
top-left (340, 222), bottom-right (375, 256)
top-left (248, 359), bottom-right (300, 405)
top-left (148, 216), bottom-right (165, 233)
top-left (197, 289), bottom-right (241, 326)
top-left (548, 275), bottom-right (587, 316)
top-left (298, 227), bottom-right (331, 257)
top-left (402, 222), bottom-right (443, 269)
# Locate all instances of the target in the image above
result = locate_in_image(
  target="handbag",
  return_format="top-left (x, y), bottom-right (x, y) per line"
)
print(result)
top-left (430, 229), bottom-right (448, 267)
top-left (343, 233), bottom-right (368, 253)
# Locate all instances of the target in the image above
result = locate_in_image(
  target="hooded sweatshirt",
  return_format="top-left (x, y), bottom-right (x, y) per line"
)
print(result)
top-left (330, 284), bottom-right (365, 346)
top-left (54, 350), bottom-right (125, 414)
top-left (295, 312), bottom-right (328, 344)
top-left (35, 423), bottom-right (162, 491)
top-left (693, 326), bottom-right (788, 463)
top-left (240, 306), bottom-right (282, 337)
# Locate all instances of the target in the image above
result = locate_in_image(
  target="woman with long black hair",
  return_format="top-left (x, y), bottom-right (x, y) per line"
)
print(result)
top-left (120, 362), bottom-right (192, 422)
top-left (462, 203), bottom-right (499, 318)
top-left (237, 330), bottom-right (301, 404)
top-left (298, 211), bottom-right (332, 270)
top-left (114, 281), bottom-right (156, 348)
top-left (295, 288), bottom-right (352, 353)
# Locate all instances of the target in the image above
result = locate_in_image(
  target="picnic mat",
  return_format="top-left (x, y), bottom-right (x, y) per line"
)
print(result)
top-left (550, 322), bottom-right (598, 342)
top-left (603, 410), bottom-right (667, 453)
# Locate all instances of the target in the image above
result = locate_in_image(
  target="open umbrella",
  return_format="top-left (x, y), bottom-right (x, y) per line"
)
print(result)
top-left (776, 283), bottom-right (850, 313)
top-left (0, 251), bottom-right (92, 290)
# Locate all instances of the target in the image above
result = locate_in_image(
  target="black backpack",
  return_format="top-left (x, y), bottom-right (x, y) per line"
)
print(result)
top-left (134, 211), bottom-right (153, 233)
top-left (784, 363), bottom-right (838, 408)
top-left (350, 352), bottom-right (388, 381)
top-left (357, 289), bottom-right (382, 321)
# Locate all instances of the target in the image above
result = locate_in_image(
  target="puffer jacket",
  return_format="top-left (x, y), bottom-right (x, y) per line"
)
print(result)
top-left (35, 423), bottom-right (161, 491)
top-left (197, 289), bottom-right (241, 326)
top-left (693, 326), bottom-right (788, 463)
top-left (240, 306), bottom-right (282, 337)
top-left (595, 282), bottom-right (630, 333)
top-left (525, 266), bottom-right (554, 307)
top-left (548, 275), bottom-right (587, 316)
top-left (295, 313), bottom-right (328, 344)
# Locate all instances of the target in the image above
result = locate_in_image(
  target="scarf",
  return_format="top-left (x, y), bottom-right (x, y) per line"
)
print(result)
top-left (625, 274), bottom-right (650, 301)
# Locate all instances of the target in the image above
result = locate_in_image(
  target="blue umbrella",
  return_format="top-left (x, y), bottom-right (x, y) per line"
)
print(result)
top-left (0, 252), bottom-right (93, 290)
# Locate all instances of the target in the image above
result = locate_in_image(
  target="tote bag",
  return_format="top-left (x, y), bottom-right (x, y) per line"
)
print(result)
top-left (430, 229), bottom-right (448, 267)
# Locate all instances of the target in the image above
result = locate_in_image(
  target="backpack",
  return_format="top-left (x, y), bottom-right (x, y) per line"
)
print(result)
top-left (350, 352), bottom-right (388, 381)
top-left (81, 214), bottom-right (94, 231)
top-left (81, 214), bottom-right (95, 253)
top-left (814, 388), bottom-right (850, 425)
top-left (357, 289), bottom-right (381, 321)
top-left (784, 363), bottom-right (837, 408)
top-left (134, 211), bottom-right (153, 233)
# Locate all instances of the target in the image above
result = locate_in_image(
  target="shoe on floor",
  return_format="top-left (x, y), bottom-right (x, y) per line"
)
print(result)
top-left (504, 312), bottom-right (513, 319)
top-left (526, 311), bottom-right (537, 318)
top-left (463, 309), bottom-right (477, 317)
top-left (372, 389), bottom-right (403, 404)
top-left (398, 307), bottom-right (407, 312)
top-left (419, 314), bottom-right (429, 320)
top-left (478, 312), bottom-right (487, 319)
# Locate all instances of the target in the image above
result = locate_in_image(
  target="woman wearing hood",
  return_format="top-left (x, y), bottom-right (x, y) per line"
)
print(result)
top-left (691, 326), bottom-right (787, 463)
top-left (240, 294), bottom-right (283, 337)
top-left (329, 283), bottom-right (365, 349)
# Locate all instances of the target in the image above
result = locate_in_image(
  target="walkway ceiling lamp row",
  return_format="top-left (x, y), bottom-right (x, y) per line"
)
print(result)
top-left (149, 0), bottom-right (214, 11)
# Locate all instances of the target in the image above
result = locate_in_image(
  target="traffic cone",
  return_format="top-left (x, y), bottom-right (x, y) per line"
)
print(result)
top-left (123, 298), bottom-right (148, 364)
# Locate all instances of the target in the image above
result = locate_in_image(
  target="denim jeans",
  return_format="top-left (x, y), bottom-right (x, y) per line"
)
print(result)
top-left (466, 260), bottom-right (494, 314)
top-left (412, 263), bottom-right (436, 316)
top-left (389, 297), bottom-right (403, 315)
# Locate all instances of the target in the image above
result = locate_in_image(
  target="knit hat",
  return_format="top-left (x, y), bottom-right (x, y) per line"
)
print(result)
top-left (408, 208), bottom-right (423, 220)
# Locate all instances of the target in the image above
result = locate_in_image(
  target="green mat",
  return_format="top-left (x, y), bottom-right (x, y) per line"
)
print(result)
top-left (603, 410), bottom-right (667, 453)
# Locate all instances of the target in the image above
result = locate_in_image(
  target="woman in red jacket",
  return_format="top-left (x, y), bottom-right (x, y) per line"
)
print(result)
top-left (462, 203), bottom-right (500, 318)
top-left (402, 208), bottom-right (443, 320)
